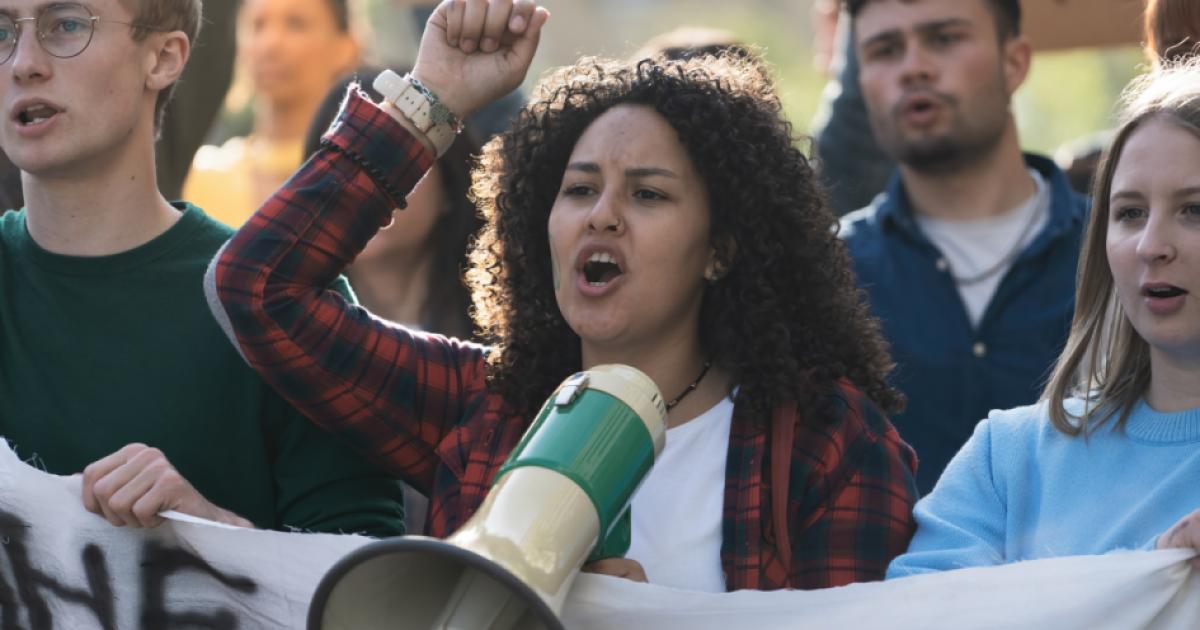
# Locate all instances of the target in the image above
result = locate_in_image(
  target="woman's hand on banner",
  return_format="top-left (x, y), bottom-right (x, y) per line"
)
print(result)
top-left (582, 557), bottom-right (650, 583)
top-left (1157, 508), bottom-right (1200, 568)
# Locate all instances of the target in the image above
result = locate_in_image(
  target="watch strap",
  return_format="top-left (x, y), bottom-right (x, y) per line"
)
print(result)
top-left (373, 69), bottom-right (460, 156)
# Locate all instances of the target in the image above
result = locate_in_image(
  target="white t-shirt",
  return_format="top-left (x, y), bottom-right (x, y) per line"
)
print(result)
top-left (915, 169), bottom-right (1050, 328)
top-left (625, 395), bottom-right (734, 593)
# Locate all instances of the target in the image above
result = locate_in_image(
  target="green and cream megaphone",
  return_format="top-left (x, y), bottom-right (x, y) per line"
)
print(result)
top-left (307, 364), bottom-right (668, 630)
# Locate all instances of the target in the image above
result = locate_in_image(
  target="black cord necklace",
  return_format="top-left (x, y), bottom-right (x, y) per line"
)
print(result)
top-left (665, 361), bottom-right (713, 411)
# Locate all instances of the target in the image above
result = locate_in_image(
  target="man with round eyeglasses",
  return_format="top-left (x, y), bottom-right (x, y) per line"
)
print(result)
top-left (0, 0), bottom-right (406, 538)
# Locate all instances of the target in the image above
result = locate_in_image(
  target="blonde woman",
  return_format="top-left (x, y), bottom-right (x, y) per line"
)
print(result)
top-left (888, 60), bottom-right (1200, 577)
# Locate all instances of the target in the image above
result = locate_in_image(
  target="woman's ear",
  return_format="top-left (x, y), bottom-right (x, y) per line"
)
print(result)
top-left (705, 235), bottom-right (738, 282)
top-left (145, 30), bottom-right (191, 92)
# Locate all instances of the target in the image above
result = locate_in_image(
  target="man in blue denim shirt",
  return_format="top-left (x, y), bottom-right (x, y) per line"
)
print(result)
top-left (840, 0), bottom-right (1088, 493)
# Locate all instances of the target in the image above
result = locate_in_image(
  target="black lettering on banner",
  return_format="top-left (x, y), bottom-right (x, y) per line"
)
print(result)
top-left (0, 509), bottom-right (116, 630)
top-left (0, 551), bottom-right (21, 630)
top-left (141, 541), bottom-right (258, 630)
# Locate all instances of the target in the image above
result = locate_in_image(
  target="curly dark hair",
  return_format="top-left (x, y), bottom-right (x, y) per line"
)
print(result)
top-left (468, 54), bottom-right (904, 425)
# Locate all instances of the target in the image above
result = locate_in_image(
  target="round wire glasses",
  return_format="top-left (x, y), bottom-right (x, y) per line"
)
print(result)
top-left (0, 3), bottom-right (145, 64)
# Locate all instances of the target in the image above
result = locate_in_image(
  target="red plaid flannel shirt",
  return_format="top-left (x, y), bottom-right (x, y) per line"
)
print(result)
top-left (209, 90), bottom-right (918, 590)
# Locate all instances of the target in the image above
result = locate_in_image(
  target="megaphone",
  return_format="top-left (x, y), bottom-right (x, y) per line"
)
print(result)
top-left (308, 364), bottom-right (668, 630)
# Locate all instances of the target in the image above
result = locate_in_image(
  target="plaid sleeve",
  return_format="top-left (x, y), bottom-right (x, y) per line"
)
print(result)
top-left (208, 88), bottom-right (490, 492)
top-left (788, 383), bottom-right (919, 588)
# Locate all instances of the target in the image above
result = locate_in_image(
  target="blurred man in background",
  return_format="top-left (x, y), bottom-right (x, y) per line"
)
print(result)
top-left (840, 0), bottom-right (1088, 493)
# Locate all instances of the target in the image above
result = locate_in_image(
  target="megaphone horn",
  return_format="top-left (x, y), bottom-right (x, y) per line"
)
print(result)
top-left (308, 364), bottom-right (668, 630)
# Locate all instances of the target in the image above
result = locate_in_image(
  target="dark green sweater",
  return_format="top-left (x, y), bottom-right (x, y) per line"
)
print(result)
top-left (0, 204), bottom-right (404, 536)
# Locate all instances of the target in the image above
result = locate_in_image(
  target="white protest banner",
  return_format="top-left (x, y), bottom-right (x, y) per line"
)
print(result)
top-left (1, 439), bottom-right (1197, 629)
top-left (564, 549), bottom-right (1200, 629)
top-left (0, 440), bottom-right (373, 629)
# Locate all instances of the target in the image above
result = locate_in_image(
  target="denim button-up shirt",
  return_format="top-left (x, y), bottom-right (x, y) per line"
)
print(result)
top-left (841, 154), bottom-right (1088, 494)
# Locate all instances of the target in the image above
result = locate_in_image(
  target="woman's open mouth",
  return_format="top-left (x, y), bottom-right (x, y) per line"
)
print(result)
top-left (582, 252), bottom-right (624, 286)
top-left (1141, 283), bottom-right (1188, 316)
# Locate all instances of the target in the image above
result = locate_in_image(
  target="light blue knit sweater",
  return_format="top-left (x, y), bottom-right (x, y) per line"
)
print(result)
top-left (888, 398), bottom-right (1200, 578)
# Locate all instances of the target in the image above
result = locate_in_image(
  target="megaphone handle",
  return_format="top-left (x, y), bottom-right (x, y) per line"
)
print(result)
top-left (587, 508), bottom-right (631, 562)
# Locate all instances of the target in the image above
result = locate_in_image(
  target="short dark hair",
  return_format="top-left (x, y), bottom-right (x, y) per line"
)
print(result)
top-left (847, 0), bottom-right (1021, 40)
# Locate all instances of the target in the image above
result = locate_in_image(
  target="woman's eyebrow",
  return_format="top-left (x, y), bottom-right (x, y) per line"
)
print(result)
top-left (627, 167), bottom-right (678, 179)
top-left (1110, 190), bottom-right (1145, 201)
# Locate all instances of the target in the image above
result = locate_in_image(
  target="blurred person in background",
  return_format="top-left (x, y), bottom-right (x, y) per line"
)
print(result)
top-left (840, 0), bottom-right (1088, 494)
top-left (632, 26), bottom-right (753, 63)
top-left (1052, 0), bottom-right (1200, 207)
top-left (1053, 130), bottom-right (1113, 196)
top-left (810, 0), bottom-right (896, 216)
top-left (0, 150), bottom-right (20, 210)
top-left (812, 0), bottom-right (843, 76)
top-left (1145, 0), bottom-right (1200, 65)
top-left (156, 0), bottom-right (238, 199)
top-left (184, 0), bottom-right (358, 227)
top-left (303, 68), bottom-right (484, 533)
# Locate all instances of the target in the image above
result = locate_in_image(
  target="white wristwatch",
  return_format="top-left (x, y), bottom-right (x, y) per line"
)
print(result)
top-left (373, 69), bottom-right (462, 156)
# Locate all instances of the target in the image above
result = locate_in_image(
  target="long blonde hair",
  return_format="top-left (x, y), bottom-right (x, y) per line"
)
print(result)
top-left (1043, 59), bottom-right (1200, 435)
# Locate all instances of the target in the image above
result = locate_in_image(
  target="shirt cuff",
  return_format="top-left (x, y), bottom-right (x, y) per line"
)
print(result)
top-left (320, 84), bottom-right (437, 210)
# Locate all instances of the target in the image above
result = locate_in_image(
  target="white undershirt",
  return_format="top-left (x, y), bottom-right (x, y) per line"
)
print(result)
top-left (625, 395), bottom-right (734, 593)
top-left (915, 169), bottom-right (1050, 328)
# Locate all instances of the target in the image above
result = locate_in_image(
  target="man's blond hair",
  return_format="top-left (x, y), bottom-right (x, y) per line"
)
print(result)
top-left (121, 0), bottom-right (203, 131)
